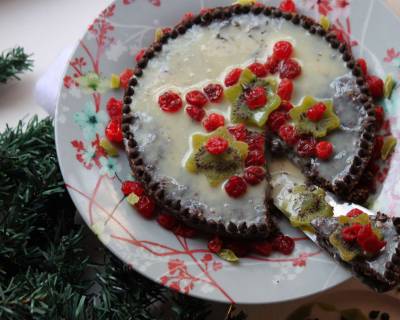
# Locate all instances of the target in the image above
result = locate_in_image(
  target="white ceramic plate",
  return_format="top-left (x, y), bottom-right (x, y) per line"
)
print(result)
top-left (55, 0), bottom-right (400, 304)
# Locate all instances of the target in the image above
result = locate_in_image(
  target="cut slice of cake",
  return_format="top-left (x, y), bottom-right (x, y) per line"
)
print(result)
top-left (312, 212), bottom-right (400, 292)
top-left (122, 4), bottom-right (374, 238)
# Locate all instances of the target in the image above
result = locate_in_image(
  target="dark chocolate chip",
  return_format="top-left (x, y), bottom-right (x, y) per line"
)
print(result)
top-left (193, 15), bottom-right (202, 24)
top-left (248, 224), bottom-right (257, 234)
top-left (342, 51), bottom-right (352, 62)
top-left (122, 123), bottom-right (130, 133)
top-left (291, 14), bottom-right (300, 24)
top-left (123, 105), bottom-right (131, 114)
top-left (330, 40), bottom-right (339, 49)
top-left (160, 34), bottom-right (169, 43)
top-left (317, 26), bottom-right (326, 36)
top-left (283, 12), bottom-right (293, 20)
top-left (223, 8), bottom-right (232, 18)
top-left (238, 222), bottom-right (248, 233)
top-left (127, 139), bottom-right (137, 148)
top-left (129, 77), bottom-right (138, 86)
top-left (212, 8), bottom-right (223, 19)
top-left (339, 42), bottom-right (347, 53)
top-left (252, 5), bottom-right (263, 15)
top-left (170, 30), bottom-right (178, 39)
top-left (228, 222), bottom-right (238, 233)
top-left (123, 96), bottom-right (132, 104)
top-left (272, 8), bottom-right (282, 18)
top-left (145, 49), bottom-right (154, 59)
top-left (242, 5), bottom-right (250, 14)
top-left (356, 76), bottom-right (365, 85)
top-left (137, 58), bottom-right (148, 69)
top-left (177, 25), bottom-right (186, 34)
top-left (309, 26), bottom-right (316, 34)
top-left (352, 66), bottom-right (362, 77)
top-left (128, 149), bottom-right (139, 158)
top-left (263, 7), bottom-right (272, 16)
top-left (122, 114), bottom-right (133, 124)
top-left (233, 5), bottom-right (242, 14)
top-left (126, 86), bottom-right (135, 96)
top-left (134, 68), bottom-right (143, 77)
top-left (153, 43), bottom-right (162, 52)
top-left (346, 59), bottom-right (355, 69)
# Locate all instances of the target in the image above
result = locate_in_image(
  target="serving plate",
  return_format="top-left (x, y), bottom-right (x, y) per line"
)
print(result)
top-left (55, 0), bottom-right (400, 304)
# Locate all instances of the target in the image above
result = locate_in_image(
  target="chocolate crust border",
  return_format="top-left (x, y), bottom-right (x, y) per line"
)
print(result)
top-left (313, 213), bottom-right (400, 292)
top-left (122, 4), bottom-right (374, 238)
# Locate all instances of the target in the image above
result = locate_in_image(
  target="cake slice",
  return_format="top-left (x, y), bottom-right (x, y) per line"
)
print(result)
top-left (122, 4), bottom-right (374, 238)
top-left (312, 212), bottom-right (400, 292)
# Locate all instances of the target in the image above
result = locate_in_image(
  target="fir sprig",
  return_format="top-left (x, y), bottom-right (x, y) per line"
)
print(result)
top-left (0, 47), bottom-right (33, 83)
top-left (0, 117), bottom-right (247, 320)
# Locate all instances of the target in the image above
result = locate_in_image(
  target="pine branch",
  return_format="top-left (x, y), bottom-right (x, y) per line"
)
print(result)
top-left (0, 117), bottom-right (244, 320)
top-left (0, 47), bottom-right (33, 84)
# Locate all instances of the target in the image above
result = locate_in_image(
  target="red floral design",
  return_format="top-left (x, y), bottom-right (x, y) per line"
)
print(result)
top-left (384, 48), bottom-right (400, 63)
top-left (332, 17), bottom-right (358, 47)
top-left (71, 137), bottom-right (106, 170)
top-left (316, 0), bottom-right (333, 16)
top-left (123, 0), bottom-right (161, 6)
top-left (292, 253), bottom-right (308, 267)
top-left (160, 259), bottom-right (197, 293)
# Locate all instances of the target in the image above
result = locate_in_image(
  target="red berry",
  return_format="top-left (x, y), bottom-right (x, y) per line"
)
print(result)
top-left (306, 102), bottom-right (326, 122)
top-left (244, 86), bottom-right (267, 109)
top-left (277, 78), bottom-right (293, 101)
top-left (224, 68), bottom-right (243, 87)
top-left (245, 149), bottom-right (266, 166)
top-left (174, 224), bottom-right (197, 238)
top-left (247, 62), bottom-right (268, 77)
top-left (186, 105), bottom-right (206, 122)
top-left (273, 41), bottom-right (293, 60)
top-left (208, 236), bottom-right (223, 253)
top-left (356, 58), bottom-right (368, 76)
top-left (200, 8), bottom-right (211, 15)
top-left (105, 120), bottom-right (123, 143)
top-left (341, 223), bottom-right (362, 242)
top-left (135, 195), bottom-right (156, 219)
top-left (279, 0), bottom-right (296, 13)
top-left (121, 181), bottom-right (144, 196)
top-left (205, 137), bottom-right (229, 155)
top-left (315, 141), bottom-right (333, 160)
top-left (224, 176), bottom-right (247, 198)
top-left (372, 135), bottom-right (384, 159)
top-left (367, 75), bottom-right (384, 100)
top-left (265, 55), bottom-right (280, 74)
top-left (157, 213), bottom-right (177, 230)
top-left (356, 224), bottom-right (386, 254)
top-left (135, 49), bottom-right (146, 63)
top-left (267, 111), bottom-right (288, 132)
top-left (374, 106), bottom-right (384, 130)
top-left (203, 83), bottom-right (224, 103)
top-left (272, 235), bottom-right (295, 255)
top-left (251, 241), bottom-right (273, 256)
top-left (346, 208), bottom-right (364, 218)
top-left (182, 12), bottom-right (194, 22)
top-left (296, 137), bottom-right (316, 157)
top-left (279, 58), bottom-right (302, 79)
top-left (246, 132), bottom-right (265, 151)
top-left (244, 166), bottom-right (266, 185)
top-left (158, 91), bottom-right (183, 113)
top-left (225, 240), bottom-right (250, 257)
top-left (106, 97), bottom-right (123, 119)
top-left (228, 123), bottom-right (248, 141)
top-left (185, 90), bottom-right (208, 107)
top-left (202, 113), bottom-right (225, 132)
top-left (278, 124), bottom-right (299, 146)
top-left (278, 100), bottom-right (294, 112)
top-left (120, 68), bottom-right (135, 89)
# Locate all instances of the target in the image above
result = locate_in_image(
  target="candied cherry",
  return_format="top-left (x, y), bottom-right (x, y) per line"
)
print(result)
top-left (228, 123), bottom-right (248, 141)
top-left (272, 235), bottom-right (295, 255)
top-left (135, 195), bottom-right (156, 219)
top-left (278, 124), bottom-right (299, 146)
top-left (278, 100), bottom-right (294, 112)
top-left (341, 223), bottom-right (362, 242)
top-left (174, 224), bottom-right (197, 238)
top-left (121, 181), bottom-right (144, 197)
top-left (251, 241), bottom-right (273, 256)
top-left (315, 141), bottom-right (333, 160)
top-left (208, 236), bottom-right (223, 253)
top-left (296, 137), bottom-right (316, 157)
top-left (265, 55), bottom-right (280, 74)
top-left (306, 102), bottom-right (326, 122)
top-left (120, 68), bottom-right (135, 89)
top-left (374, 106), bottom-right (384, 130)
top-left (273, 41), bottom-right (293, 60)
top-left (346, 208), bottom-right (364, 218)
top-left (279, 0), bottom-right (296, 13)
top-left (367, 75), bottom-right (384, 100)
top-left (135, 49), bottom-right (146, 63)
top-left (225, 176), bottom-right (247, 198)
top-left (185, 90), bottom-right (208, 107)
top-left (202, 113), bottom-right (225, 132)
top-left (203, 83), bottom-right (224, 103)
top-left (224, 68), bottom-right (243, 87)
top-left (186, 105), bottom-right (206, 122)
top-left (246, 131), bottom-right (265, 151)
top-left (244, 166), bottom-right (266, 185)
top-left (244, 86), bottom-right (267, 109)
top-left (277, 78), bottom-right (293, 101)
top-left (157, 213), bottom-right (177, 230)
top-left (356, 58), bottom-right (368, 76)
top-left (372, 135), bottom-right (384, 159)
top-left (247, 62), bottom-right (268, 77)
top-left (267, 111), bottom-right (288, 132)
top-left (158, 91), bottom-right (183, 113)
top-left (279, 58), bottom-right (302, 79)
top-left (105, 120), bottom-right (123, 143)
top-left (205, 137), bottom-right (229, 155)
top-left (106, 97), bottom-right (123, 119)
top-left (245, 149), bottom-right (266, 166)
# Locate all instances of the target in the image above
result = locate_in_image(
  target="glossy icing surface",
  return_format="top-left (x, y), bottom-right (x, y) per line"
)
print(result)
top-left (128, 14), bottom-right (355, 226)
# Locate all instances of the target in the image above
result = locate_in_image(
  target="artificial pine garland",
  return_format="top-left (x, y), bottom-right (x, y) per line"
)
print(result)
top-left (0, 47), bottom-right (33, 83)
top-left (0, 117), bottom-right (247, 320)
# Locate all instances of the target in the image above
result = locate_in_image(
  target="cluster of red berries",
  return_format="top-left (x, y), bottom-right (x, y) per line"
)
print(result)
top-left (223, 125), bottom-right (267, 198)
top-left (208, 233), bottom-right (295, 257)
top-left (341, 209), bottom-right (386, 255)
top-left (105, 97), bottom-right (124, 143)
top-left (267, 102), bottom-right (334, 160)
top-left (356, 58), bottom-right (384, 101)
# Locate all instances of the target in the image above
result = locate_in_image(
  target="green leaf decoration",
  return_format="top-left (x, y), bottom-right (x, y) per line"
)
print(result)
top-left (127, 193), bottom-right (140, 205)
top-left (99, 137), bottom-right (119, 157)
top-left (217, 249), bottom-right (239, 263)
top-left (289, 96), bottom-right (340, 138)
top-left (381, 135), bottom-right (397, 160)
top-left (384, 74), bottom-right (396, 99)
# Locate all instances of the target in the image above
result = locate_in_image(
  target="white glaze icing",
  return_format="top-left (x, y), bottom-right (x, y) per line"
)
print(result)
top-left (128, 14), bottom-right (353, 226)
